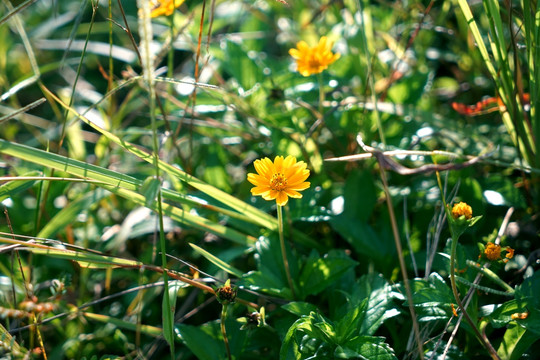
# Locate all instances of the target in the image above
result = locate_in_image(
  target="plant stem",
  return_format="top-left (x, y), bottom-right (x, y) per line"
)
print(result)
top-left (221, 304), bottom-right (232, 360)
top-left (377, 165), bottom-right (424, 359)
top-left (449, 234), bottom-right (501, 360)
top-left (137, 0), bottom-right (174, 355)
top-left (317, 72), bottom-right (325, 116)
top-left (277, 205), bottom-right (296, 299)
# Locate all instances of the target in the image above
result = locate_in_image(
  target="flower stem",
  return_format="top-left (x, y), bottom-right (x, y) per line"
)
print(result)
top-left (277, 205), bottom-right (296, 299)
top-left (221, 304), bottom-right (232, 360)
top-left (377, 164), bottom-right (423, 359)
top-left (449, 234), bottom-right (501, 360)
top-left (317, 72), bottom-right (325, 116)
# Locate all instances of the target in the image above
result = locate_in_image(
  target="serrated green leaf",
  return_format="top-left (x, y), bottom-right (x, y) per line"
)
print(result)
top-left (335, 336), bottom-right (397, 360)
top-left (356, 274), bottom-right (398, 336)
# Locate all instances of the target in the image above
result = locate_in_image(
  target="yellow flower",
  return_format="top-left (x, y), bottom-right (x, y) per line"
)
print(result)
top-left (289, 36), bottom-right (340, 77)
top-left (484, 242), bottom-right (501, 261)
top-left (150, 0), bottom-right (185, 17)
top-left (451, 202), bottom-right (472, 220)
top-left (247, 155), bottom-right (310, 206)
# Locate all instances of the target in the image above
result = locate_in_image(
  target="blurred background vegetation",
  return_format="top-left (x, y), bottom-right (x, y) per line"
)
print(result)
top-left (0, 0), bottom-right (539, 359)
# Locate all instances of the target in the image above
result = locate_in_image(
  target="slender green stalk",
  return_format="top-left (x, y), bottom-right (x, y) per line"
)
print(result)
top-left (436, 170), bottom-right (500, 360)
top-left (449, 234), bottom-right (501, 360)
top-left (221, 304), bottom-right (232, 360)
top-left (317, 72), bottom-right (325, 116)
top-left (167, 8), bottom-right (175, 90)
top-left (277, 205), bottom-right (296, 299)
top-left (357, 0), bottom-right (386, 145)
top-left (137, 0), bottom-right (174, 355)
top-left (465, 260), bottom-right (514, 294)
top-left (377, 165), bottom-right (423, 359)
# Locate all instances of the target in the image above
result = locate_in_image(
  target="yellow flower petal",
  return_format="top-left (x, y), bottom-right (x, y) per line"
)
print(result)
top-left (451, 202), bottom-right (472, 219)
top-left (247, 155), bottom-right (310, 206)
top-left (276, 191), bottom-right (289, 206)
top-left (289, 36), bottom-right (340, 77)
top-left (150, 0), bottom-right (185, 18)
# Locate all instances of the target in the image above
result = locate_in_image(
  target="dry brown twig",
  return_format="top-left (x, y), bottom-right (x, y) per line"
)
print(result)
top-left (325, 135), bottom-right (491, 176)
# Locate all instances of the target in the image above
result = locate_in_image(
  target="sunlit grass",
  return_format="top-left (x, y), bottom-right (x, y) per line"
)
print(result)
top-left (0, 0), bottom-right (538, 359)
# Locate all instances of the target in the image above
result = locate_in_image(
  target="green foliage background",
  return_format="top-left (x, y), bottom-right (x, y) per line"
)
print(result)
top-left (0, 0), bottom-right (539, 359)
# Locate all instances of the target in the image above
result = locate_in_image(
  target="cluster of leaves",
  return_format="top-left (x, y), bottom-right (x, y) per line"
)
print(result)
top-left (0, 0), bottom-right (539, 359)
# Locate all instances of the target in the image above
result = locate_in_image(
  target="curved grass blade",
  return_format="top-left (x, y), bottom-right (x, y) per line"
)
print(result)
top-left (37, 188), bottom-right (109, 239)
top-left (0, 139), bottom-right (256, 245)
top-left (189, 243), bottom-right (244, 278)
top-left (39, 85), bottom-right (320, 246)
top-left (83, 312), bottom-right (163, 338)
top-left (0, 171), bottom-right (41, 203)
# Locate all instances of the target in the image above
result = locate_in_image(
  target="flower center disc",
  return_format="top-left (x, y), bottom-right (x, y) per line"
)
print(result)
top-left (270, 173), bottom-right (287, 191)
top-left (308, 57), bottom-right (320, 69)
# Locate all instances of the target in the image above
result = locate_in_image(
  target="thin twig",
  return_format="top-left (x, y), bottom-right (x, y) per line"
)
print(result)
top-left (356, 136), bottom-right (424, 359)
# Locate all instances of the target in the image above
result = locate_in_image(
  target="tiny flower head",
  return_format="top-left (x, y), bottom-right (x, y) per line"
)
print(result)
top-left (484, 242), bottom-right (502, 261)
top-left (215, 279), bottom-right (237, 305)
top-left (452, 202), bottom-right (473, 220)
top-left (150, 0), bottom-right (185, 17)
top-left (247, 155), bottom-right (310, 206)
top-left (289, 36), bottom-right (340, 77)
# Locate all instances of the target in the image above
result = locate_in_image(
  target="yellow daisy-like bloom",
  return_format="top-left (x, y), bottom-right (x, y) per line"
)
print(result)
top-left (150, 0), bottom-right (185, 17)
top-left (247, 155), bottom-right (310, 206)
top-left (484, 242), bottom-right (502, 261)
top-left (289, 36), bottom-right (340, 77)
top-left (451, 202), bottom-right (472, 220)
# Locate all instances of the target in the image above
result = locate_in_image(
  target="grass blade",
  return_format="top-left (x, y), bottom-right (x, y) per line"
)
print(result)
top-left (189, 243), bottom-right (244, 278)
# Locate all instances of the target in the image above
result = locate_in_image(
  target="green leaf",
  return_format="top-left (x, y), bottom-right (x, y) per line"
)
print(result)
top-left (356, 274), bottom-right (399, 336)
top-left (335, 336), bottom-right (397, 360)
top-left (37, 188), bottom-right (109, 239)
top-left (201, 143), bottom-right (232, 192)
top-left (163, 280), bottom-right (183, 348)
top-left (497, 325), bottom-right (540, 360)
top-left (410, 273), bottom-right (455, 322)
top-left (176, 324), bottom-right (224, 360)
top-left (335, 299), bottom-right (367, 343)
top-left (189, 243), bottom-right (244, 278)
top-left (282, 302), bottom-right (320, 317)
top-left (82, 312), bottom-right (162, 338)
top-left (241, 269), bottom-right (290, 298)
top-left (330, 216), bottom-right (394, 268)
top-left (343, 170), bottom-right (377, 222)
top-left (514, 271), bottom-right (540, 336)
top-left (298, 250), bottom-right (357, 298)
top-left (23, 246), bottom-right (143, 269)
top-left (141, 176), bottom-right (161, 207)
top-left (487, 300), bottom-right (524, 329)
top-left (0, 170), bottom-right (40, 203)
top-left (280, 312), bottom-right (337, 360)
top-left (239, 236), bottom-right (292, 298)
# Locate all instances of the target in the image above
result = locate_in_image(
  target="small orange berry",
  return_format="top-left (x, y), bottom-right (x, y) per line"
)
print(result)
top-left (484, 242), bottom-right (502, 261)
top-left (451, 202), bottom-right (473, 219)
